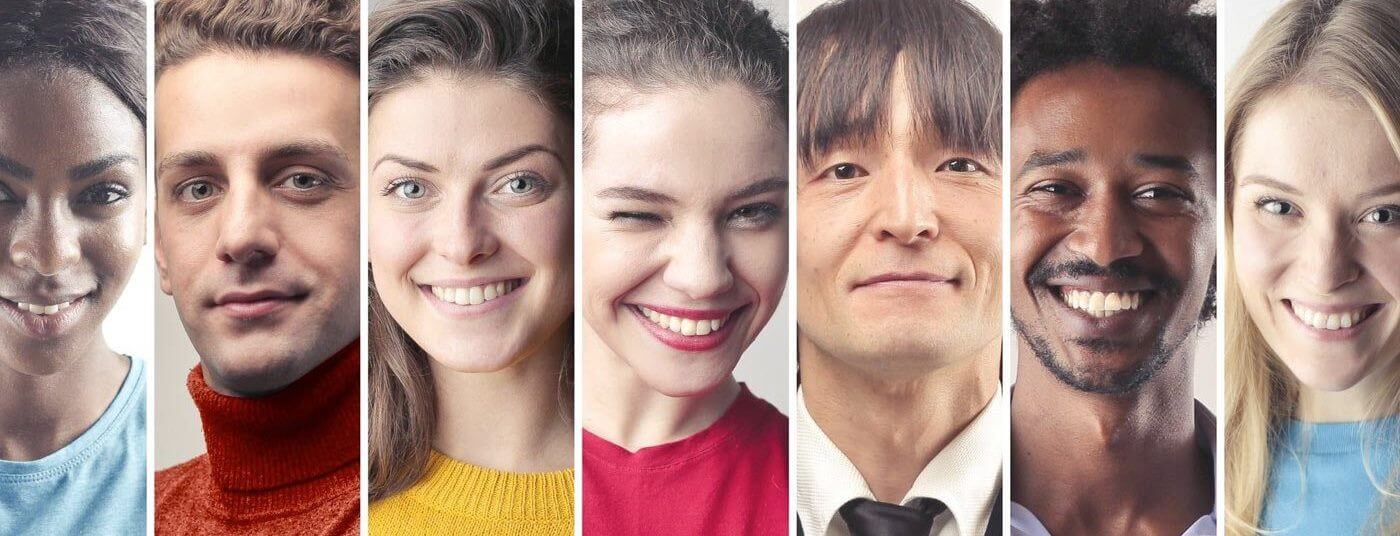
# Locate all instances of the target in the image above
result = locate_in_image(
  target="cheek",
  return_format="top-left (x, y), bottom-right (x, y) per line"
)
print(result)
top-left (368, 210), bottom-right (425, 282)
top-left (730, 228), bottom-right (787, 304)
top-left (1356, 235), bottom-right (1400, 297)
top-left (1011, 209), bottom-right (1056, 281)
top-left (1231, 213), bottom-right (1287, 298)
top-left (795, 197), bottom-right (860, 285)
top-left (582, 224), bottom-right (652, 315)
top-left (503, 200), bottom-right (572, 279)
top-left (156, 214), bottom-right (213, 286)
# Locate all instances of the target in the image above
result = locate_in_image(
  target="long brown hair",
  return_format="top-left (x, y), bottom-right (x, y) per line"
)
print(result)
top-left (1224, 1), bottom-right (1400, 533)
top-left (366, 0), bottom-right (572, 501)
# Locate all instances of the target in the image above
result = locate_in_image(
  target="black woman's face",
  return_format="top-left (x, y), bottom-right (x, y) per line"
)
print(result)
top-left (0, 68), bottom-right (145, 375)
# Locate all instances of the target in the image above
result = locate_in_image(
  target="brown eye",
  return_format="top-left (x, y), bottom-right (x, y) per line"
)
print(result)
top-left (938, 158), bottom-right (983, 173)
top-left (826, 162), bottom-right (869, 180)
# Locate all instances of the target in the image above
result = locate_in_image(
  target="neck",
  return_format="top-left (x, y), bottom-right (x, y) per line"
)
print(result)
top-left (1297, 356), bottom-right (1400, 423)
top-left (799, 334), bottom-right (999, 503)
top-left (581, 326), bottom-right (740, 451)
top-left (0, 336), bottom-right (126, 461)
top-left (432, 329), bottom-right (573, 473)
top-left (1010, 339), bottom-right (1210, 533)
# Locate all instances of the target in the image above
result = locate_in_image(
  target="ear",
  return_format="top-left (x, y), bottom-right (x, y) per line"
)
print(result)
top-left (154, 222), bottom-right (173, 296)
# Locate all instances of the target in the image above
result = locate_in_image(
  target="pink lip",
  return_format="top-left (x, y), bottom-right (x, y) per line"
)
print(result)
top-left (0, 295), bottom-right (88, 339)
top-left (213, 290), bottom-right (303, 320)
top-left (630, 305), bottom-right (742, 352)
top-left (419, 276), bottom-right (524, 288)
top-left (853, 271), bottom-right (955, 288)
top-left (630, 304), bottom-right (735, 320)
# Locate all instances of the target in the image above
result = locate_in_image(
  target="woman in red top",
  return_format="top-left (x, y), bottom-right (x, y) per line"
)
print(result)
top-left (578, 0), bottom-right (789, 534)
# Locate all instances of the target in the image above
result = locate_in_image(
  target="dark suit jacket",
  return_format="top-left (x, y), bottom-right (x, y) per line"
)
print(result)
top-left (797, 493), bottom-right (1003, 536)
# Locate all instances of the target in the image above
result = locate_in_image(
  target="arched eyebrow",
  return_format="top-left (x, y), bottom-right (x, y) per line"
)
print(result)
top-left (1016, 149), bottom-right (1084, 179)
top-left (728, 177), bottom-right (787, 201)
top-left (70, 154), bottom-right (139, 181)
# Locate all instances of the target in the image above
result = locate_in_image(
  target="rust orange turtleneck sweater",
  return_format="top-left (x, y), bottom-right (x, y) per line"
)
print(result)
top-left (155, 343), bottom-right (360, 535)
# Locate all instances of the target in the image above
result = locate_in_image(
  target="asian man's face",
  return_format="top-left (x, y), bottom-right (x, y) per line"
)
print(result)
top-left (1010, 62), bottom-right (1215, 394)
top-left (798, 62), bottom-right (1002, 378)
top-left (155, 52), bottom-right (359, 397)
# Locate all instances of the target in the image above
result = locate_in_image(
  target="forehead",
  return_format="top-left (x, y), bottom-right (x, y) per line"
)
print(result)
top-left (584, 84), bottom-right (784, 192)
top-left (0, 68), bottom-right (144, 170)
top-left (370, 76), bottom-right (565, 163)
top-left (155, 51), bottom-right (358, 160)
top-left (1011, 63), bottom-right (1213, 165)
top-left (1237, 85), bottom-right (1400, 193)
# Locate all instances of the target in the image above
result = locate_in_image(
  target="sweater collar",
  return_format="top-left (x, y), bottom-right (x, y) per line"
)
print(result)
top-left (189, 341), bottom-right (360, 491)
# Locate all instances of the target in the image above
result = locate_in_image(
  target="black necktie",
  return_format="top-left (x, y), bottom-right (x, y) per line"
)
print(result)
top-left (838, 497), bottom-right (948, 536)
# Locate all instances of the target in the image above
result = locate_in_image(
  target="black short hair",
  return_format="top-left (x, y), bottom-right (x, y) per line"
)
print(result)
top-left (798, 0), bottom-right (1001, 168)
top-left (0, 0), bottom-right (146, 126)
top-left (1011, 0), bottom-right (1214, 105)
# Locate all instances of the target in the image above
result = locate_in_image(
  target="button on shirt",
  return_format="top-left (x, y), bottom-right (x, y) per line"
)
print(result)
top-left (796, 387), bottom-right (1005, 536)
top-left (1009, 401), bottom-right (1218, 536)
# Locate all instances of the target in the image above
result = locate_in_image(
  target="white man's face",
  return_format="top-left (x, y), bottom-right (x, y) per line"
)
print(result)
top-left (155, 52), bottom-right (360, 397)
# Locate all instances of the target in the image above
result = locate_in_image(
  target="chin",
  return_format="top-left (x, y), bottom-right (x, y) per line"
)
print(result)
top-left (635, 364), bottom-right (733, 399)
top-left (1277, 352), bottom-right (1373, 393)
top-left (427, 345), bottom-right (525, 374)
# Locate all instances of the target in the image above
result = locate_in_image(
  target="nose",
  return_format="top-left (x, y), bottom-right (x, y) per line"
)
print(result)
top-left (435, 196), bottom-right (498, 265)
top-left (1298, 219), bottom-right (1359, 293)
top-left (868, 169), bottom-right (940, 246)
top-left (9, 201), bottom-right (81, 276)
top-left (661, 221), bottom-right (734, 300)
top-left (1062, 193), bottom-right (1144, 267)
top-left (214, 182), bottom-right (280, 266)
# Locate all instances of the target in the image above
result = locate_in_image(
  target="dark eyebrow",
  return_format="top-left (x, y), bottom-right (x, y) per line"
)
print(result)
top-left (483, 144), bottom-right (564, 172)
top-left (156, 150), bottom-right (219, 177)
top-left (373, 154), bottom-right (439, 173)
top-left (1017, 149), bottom-right (1085, 179)
top-left (595, 186), bottom-right (677, 204)
top-left (729, 177), bottom-right (787, 201)
top-left (263, 140), bottom-right (350, 163)
top-left (1135, 153), bottom-right (1198, 176)
top-left (1238, 175), bottom-right (1302, 195)
top-left (0, 153), bottom-right (35, 179)
top-left (70, 153), bottom-right (139, 181)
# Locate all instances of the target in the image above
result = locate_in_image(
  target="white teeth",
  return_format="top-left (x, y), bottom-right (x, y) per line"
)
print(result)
top-left (13, 300), bottom-right (74, 315)
top-left (429, 279), bottom-right (522, 306)
top-left (638, 306), bottom-right (729, 337)
top-left (1290, 302), bottom-right (1371, 331)
top-left (1059, 289), bottom-right (1144, 318)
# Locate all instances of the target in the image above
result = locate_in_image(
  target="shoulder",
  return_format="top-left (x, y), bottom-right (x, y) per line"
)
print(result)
top-left (155, 455), bottom-right (208, 503)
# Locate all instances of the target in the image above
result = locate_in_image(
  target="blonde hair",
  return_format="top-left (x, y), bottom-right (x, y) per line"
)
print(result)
top-left (1224, 1), bottom-right (1400, 534)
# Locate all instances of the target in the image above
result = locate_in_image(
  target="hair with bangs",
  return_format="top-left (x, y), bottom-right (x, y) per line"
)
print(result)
top-left (797, 0), bottom-right (1001, 168)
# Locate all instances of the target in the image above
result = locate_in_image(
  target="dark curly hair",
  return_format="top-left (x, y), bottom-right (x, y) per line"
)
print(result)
top-left (0, 0), bottom-right (145, 126)
top-left (1011, 0), bottom-right (1215, 105)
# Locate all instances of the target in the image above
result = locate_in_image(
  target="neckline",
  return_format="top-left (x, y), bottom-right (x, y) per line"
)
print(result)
top-left (582, 384), bottom-right (771, 469)
top-left (0, 355), bottom-right (143, 479)
top-left (399, 450), bottom-right (574, 519)
top-left (1281, 414), bottom-right (1400, 455)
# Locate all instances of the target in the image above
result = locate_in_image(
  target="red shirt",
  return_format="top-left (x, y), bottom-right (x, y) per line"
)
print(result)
top-left (583, 385), bottom-right (789, 535)
top-left (155, 343), bottom-right (360, 535)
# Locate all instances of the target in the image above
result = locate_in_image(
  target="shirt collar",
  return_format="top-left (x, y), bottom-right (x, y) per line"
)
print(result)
top-left (796, 386), bottom-right (1005, 536)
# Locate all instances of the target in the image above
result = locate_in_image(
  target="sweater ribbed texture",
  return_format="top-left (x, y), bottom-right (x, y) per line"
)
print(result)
top-left (155, 343), bottom-right (361, 535)
top-left (370, 450), bottom-right (574, 535)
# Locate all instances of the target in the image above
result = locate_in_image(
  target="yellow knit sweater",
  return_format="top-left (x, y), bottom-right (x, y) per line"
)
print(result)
top-left (369, 450), bottom-right (574, 535)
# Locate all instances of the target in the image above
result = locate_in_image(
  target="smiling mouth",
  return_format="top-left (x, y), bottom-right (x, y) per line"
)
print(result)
top-left (635, 305), bottom-right (732, 337)
top-left (429, 279), bottom-right (524, 306)
top-left (8, 299), bottom-right (78, 316)
top-left (1288, 301), bottom-right (1380, 331)
top-left (1058, 288), bottom-right (1150, 318)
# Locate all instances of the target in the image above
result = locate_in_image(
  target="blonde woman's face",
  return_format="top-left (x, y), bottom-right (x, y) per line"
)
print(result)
top-left (369, 77), bottom-right (573, 372)
top-left (1233, 85), bottom-right (1400, 392)
top-left (581, 85), bottom-right (787, 397)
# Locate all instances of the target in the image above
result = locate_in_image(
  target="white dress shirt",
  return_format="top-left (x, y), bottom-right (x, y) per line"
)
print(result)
top-left (795, 386), bottom-right (1005, 536)
top-left (1009, 401), bottom-right (1218, 536)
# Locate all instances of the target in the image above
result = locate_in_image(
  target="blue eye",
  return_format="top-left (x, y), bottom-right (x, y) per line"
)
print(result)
top-left (176, 180), bottom-right (221, 202)
top-left (278, 173), bottom-right (327, 190)
top-left (392, 179), bottom-right (427, 199)
top-left (1256, 198), bottom-right (1296, 216)
top-left (495, 172), bottom-right (550, 196)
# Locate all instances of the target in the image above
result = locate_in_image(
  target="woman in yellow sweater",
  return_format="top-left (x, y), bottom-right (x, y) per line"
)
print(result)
top-left (365, 0), bottom-right (575, 534)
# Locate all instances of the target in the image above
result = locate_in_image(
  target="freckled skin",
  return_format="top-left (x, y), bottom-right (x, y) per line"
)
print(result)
top-left (0, 68), bottom-right (144, 376)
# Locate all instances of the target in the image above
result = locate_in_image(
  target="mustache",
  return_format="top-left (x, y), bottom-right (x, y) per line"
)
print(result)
top-left (1027, 257), bottom-right (1182, 296)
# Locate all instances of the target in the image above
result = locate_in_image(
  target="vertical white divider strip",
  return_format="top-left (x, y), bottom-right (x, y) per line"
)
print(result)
top-left (573, 0), bottom-right (585, 533)
top-left (359, 0), bottom-right (371, 533)
top-left (1001, 3), bottom-right (1013, 534)
top-left (146, 1), bottom-right (157, 535)
top-left (787, 3), bottom-right (798, 535)
top-left (1214, 5), bottom-right (1227, 535)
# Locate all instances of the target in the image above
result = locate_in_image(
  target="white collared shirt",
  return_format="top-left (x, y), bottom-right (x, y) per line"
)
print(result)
top-left (1009, 402), bottom-right (1218, 536)
top-left (795, 386), bottom-right (1005, 536)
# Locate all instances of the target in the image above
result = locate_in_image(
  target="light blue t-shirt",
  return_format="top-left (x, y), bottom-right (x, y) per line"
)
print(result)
top-left (0, 356), bottom-right (147, 535)
top-left (1261, 415), bottom-right (1400, 535)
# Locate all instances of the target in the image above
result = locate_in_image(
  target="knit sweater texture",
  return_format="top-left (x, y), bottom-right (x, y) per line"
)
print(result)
top-left (369, 450), bottom-right (574, 535)
top-left (155, 343), bottom-right (361, 535)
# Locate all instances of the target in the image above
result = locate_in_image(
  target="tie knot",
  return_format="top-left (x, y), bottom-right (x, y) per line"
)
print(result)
top-left (838, 497), bottom-right (948, 536)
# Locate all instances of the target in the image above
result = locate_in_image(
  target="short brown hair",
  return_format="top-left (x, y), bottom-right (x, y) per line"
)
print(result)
top-left (155, 0), bottom-right (359, 76)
